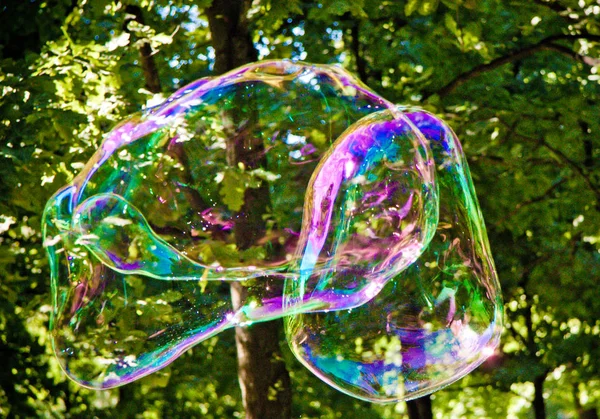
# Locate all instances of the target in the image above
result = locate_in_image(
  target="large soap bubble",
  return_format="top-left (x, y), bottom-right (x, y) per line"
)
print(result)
top-left (284, 110), bottom-right (503, 401)
top-left (42, 60), bottom-right (502, 401)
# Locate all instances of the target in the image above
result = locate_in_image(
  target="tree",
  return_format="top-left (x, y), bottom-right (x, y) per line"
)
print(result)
top-left (0, 0), bottom-right (599, 418)
top-left (206, 0), bottom-right (292, 417)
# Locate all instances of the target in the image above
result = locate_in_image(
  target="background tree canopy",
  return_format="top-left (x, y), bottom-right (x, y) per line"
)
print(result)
top-left (0, 0), bottom-right (599, 418)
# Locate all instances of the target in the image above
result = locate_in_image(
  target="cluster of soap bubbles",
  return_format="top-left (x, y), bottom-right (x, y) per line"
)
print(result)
top-left (43, 60), bottom-right (503, 402)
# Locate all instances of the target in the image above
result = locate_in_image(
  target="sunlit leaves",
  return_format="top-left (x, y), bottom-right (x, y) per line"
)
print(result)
top-left (405, 0), bottom-right (439, 17)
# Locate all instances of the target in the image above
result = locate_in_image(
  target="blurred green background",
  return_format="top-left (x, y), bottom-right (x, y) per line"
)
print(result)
top-left (0, 0), bottom-right (599, 417)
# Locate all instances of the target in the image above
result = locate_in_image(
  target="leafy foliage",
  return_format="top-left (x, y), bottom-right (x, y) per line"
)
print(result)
top-left (1, 0), bottom-right (599, 417)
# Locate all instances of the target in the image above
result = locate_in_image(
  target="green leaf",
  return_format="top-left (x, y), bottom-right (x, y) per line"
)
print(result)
top-left (444, 13), bottom-right (460, 37)
top-left (219, 168), bottom-right (262, 212)
top-left (418, 0), bottom-right (439, 16)
top-left (209, 241), bottom-right (239, 266)
top-left (239, 246), bottom-right (267, 262)
top-left (219, 169), bottom-right (246, 212)
top-left (440, 0), bottom-right (462, 10)
top-left (405, 0), bottom-right (420, 16)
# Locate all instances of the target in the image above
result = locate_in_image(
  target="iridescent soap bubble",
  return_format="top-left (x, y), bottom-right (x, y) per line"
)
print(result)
top-left (284, 110), bottom-right (503, 401)
top-left (42, 61), bottom-right (441, 391)
top-left (43, 60), bottom-right (502, 401)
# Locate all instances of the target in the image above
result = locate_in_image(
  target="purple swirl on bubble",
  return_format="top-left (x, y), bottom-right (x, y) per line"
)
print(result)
top-left (43, 60), bottom-right (502, 401)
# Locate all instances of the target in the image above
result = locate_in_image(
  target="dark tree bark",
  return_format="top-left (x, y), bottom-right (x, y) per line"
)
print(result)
top-left (523, 286), bottom-right (548, 419)
top-left (116, 383), bottom-right (137, 418)
top-left (230, 283), bottom-right (292, 419)
top-left (206, 0), bottom-right (257, 75)
top-left (206, 1), bottom-right (292, 418)
top-left (350, 20), bottom-right (368, 82)
top-left (575, 386), bottom-right (599, 419)
top-left (580, 409), bottom-right (600, 419)
top-left (580, 119), bottom-right (599, 212)
top-left (407, 396), bottom-right (433, 419)
top-left (580, 121), bottom-right (593, 170)
top-left (124, 5), bottom-right (162, 94)
top-left (533, 374), bottom-right (547, 419)
top-left (423, 33), bottom-right (600, 100)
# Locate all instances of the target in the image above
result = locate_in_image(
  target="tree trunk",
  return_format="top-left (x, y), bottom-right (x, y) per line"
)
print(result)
top-left (580, 408), bottom-right (600, 419)
top-left (116, 383), bottom-right (137, 418)
top-left (206, 0), bottom-right (256, 74)
top-left (124, 5), bottom-right (162, 94)
top-left (407, 396), bottom-right (433, 419)
top-left (533, 374), bottom-right (547, 419)
top-left (230, 282), bottom-right (292, 419)
top-left (206, 1), bottom-right (292, 418)
top-left (350, 20), bottom-right (368, 82)
top-left (574, 384), bottom-right (599, 419)
top-left (520, 278), bottom-right (547, 419)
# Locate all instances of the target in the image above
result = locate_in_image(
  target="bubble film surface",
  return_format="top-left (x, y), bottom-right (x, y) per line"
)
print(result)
top-left (42, 60), bottom-right (502, 401)
top-left (284, 111), bottom-right (503, 401)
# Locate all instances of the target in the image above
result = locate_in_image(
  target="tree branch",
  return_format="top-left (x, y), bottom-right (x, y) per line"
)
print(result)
top-left (495, 177), bottom-right (569, 226)
top-left (532, 0), bottom-right (579, 22)
top-left (538, 137), bottom-right (600, 200)
top-left (494, 116), bottom-right (600, 201)
top-left (424, 33), bottom-right (600, 100)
